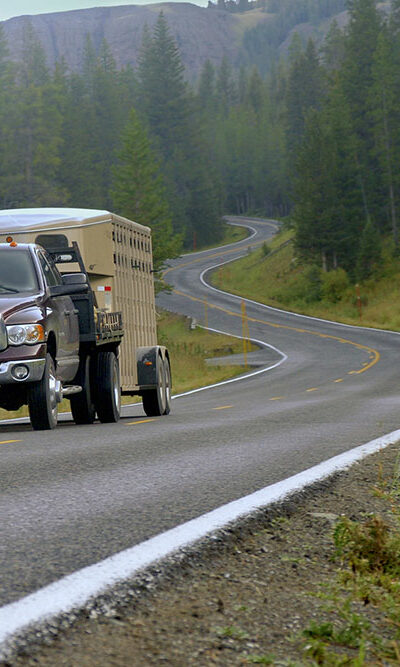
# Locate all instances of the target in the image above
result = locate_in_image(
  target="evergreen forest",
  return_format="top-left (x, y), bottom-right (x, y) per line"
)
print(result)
top-left (0, 0), bottom-right (399, 279)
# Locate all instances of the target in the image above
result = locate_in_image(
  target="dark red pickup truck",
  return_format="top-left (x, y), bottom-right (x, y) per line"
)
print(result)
top-left (0, 241), bottom-right (123, 430)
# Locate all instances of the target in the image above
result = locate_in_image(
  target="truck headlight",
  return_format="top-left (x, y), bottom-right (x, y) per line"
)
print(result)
top-left (6, 324), bottom-right (45, 346)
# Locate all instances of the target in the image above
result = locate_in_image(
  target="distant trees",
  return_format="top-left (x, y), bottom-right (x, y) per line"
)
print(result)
top-left (111, 108), bottom-right (180, 270)
top-left (292, 0), bottom-right (400, 277)
top-left (0, 0), bottom-right (399, 278)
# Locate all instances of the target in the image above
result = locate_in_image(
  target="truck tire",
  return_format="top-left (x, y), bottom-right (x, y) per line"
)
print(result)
top-left (142, 354), bottom-right (167, 417)
top-left (94, 351), bottom-right (121, 423)
top-left (28, 353), bottom-right (58, 430)
top-left (70, 355), bottom-right (96, 425)
top-left (164, 357), bottom-right (172, 415)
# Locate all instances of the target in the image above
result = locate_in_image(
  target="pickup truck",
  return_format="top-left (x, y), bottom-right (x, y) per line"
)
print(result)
top-left (0, 208), bottom-right (171, 431)
top-left (0, 240), bottom-right (122, 430)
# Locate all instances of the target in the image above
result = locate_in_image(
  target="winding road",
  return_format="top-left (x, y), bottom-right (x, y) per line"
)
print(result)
top-left (1, 218), bottom-right (399, 620)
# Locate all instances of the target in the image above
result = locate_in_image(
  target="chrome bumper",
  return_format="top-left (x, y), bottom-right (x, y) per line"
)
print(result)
top-left (0, 358), bottom-right (46, 383)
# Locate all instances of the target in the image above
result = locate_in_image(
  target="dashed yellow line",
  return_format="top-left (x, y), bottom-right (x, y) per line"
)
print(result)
top-left (334, 378), bottom-right (344, 383)
top-left (126, 419), bottom-right (156, 426)
top-left (306, 387), bottom-right (319, 393)
top-left (170, 288), bottom-right (380, 375)
top-left (269, 396), bottom-right (285, 401)
top-left (0, 439), bottom-right (22, 445)
top-left (213, 405), bottom-right (234, 410)
top-left (162, 228), bottom-right (277, 278)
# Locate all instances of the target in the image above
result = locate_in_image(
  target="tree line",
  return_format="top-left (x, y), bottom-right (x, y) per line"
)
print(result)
top-left (0, 0), bottom-right (399, 281)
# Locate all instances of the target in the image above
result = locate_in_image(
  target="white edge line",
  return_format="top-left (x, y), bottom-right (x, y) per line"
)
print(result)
top-left (180, 224), bottom-right (258, 257)
top-left (200, 259), bottom-right (400, 337)
top-left (1, 428), bottom-right (399, 657)
top-left (171, 326), bottom-right (287, 398)
top-left (0, 327), bottom-right (287, 425)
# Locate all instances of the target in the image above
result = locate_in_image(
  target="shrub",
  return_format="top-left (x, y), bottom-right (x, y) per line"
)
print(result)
top-left (321, 268), bottom-right (350, 303)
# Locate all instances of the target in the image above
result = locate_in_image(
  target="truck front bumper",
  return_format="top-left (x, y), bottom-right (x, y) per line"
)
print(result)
top-left (0, 358), bottom-right (46, 384)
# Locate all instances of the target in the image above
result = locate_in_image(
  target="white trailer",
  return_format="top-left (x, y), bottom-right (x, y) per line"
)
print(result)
top-left (0, 208), bottom-right (171, 427)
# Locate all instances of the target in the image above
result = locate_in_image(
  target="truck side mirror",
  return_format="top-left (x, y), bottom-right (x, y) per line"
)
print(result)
top-left (61, 273), bottom-right (88, 285)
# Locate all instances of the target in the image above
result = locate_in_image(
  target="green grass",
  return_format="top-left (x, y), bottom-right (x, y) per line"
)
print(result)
top-left (300, 459), bottom-right (400, 665)
top-left (192, 220), bottom-right (250, 253)
top-left (157, 310), bottom-right (254, 394)
top-left (212, 228), bottom-right (400, 332)
top-left (0, 311), bottom-right (251, 421)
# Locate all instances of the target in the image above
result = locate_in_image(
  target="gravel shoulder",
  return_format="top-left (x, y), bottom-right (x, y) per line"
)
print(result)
top-left (6, 442), bottom-right (399, 666)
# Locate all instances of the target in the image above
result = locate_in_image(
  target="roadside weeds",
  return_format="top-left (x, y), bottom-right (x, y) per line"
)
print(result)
top-left (5, 442), bottom-right (399, 666)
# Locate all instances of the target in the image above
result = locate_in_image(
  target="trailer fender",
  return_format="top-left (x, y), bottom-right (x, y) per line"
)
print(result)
top-left (137, 346), bottom-right (168, 388)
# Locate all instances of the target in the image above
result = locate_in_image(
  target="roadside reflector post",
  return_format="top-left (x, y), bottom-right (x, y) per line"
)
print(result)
top-left (241, 299), bottom-right (249, 369)
top-left (355, 284), bottom-right (362, 320)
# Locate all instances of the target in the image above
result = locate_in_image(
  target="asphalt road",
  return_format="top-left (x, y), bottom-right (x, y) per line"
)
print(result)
top-left (1, 218), bottom-right (399, 609)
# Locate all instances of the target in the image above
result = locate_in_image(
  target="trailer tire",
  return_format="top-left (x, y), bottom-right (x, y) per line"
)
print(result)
top-left (28, 353), bottom-right (58, 430)
top-left (142, 354), bottom-right (166, 417)
top-left (94, 351), bottom-right (121, 423)
top-left (70, 355), bottom-right (96, 425)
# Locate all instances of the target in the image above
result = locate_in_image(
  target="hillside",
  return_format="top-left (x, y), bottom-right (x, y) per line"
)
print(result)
top-left (0, 1), bottom-right (349, 78)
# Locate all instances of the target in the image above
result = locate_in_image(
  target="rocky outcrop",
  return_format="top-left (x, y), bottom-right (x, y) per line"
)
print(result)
top-left (1, 3), bottom-right (246, 79)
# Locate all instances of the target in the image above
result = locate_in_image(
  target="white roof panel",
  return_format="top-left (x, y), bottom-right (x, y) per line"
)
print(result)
top-left (0, 208), bottom-right (111, 232)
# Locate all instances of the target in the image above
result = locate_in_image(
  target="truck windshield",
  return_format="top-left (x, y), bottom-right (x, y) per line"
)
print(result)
top-left (0, 248), bottom-right (38, 294)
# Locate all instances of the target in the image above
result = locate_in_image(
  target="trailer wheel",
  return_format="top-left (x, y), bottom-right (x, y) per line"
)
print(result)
top-left (28, 353), bottom-right (58, 430)
top-left (70, 355), bottom-right (96, 425)
top-left (142, 354), bottom-right (166, 417)
top-left (94, 351), bottom-right (121, 423)
top-left (163, 357), bottom-right (171, 415)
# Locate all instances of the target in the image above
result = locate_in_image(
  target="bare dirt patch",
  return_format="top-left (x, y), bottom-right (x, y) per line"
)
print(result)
top-left (6, 443), bottom-right (399, 666)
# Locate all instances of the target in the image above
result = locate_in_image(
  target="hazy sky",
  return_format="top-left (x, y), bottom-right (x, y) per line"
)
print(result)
top-left (1, 0), bottom-right (207, 23)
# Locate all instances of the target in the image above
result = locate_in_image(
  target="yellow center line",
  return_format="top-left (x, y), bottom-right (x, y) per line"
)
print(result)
top-left (126, 419), bottom-right (156, 426)
top-left (269, 396), bottom-right (285, 401)
top-left (334, 378), bottom-right (344, 383)
top-left (306, 387), bottom-right (319, 392)
top-left (0, 439), bottom-right (22, 444)
top-left (213, 405), bottom-right (234, 410)
top-left (162, 228), bottom-right (277, 278)
top-left (169, 288), bottom-right (380, 375)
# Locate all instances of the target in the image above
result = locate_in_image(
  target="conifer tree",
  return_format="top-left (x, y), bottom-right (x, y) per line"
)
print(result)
top-left (112, 108), bottom-right (180, 270)
top-left (136, 12), bottom-right (222, 245)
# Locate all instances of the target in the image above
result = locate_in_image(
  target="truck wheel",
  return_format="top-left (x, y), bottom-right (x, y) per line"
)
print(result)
top-left (70, 355), bottom-right (96, 425)
top-left (164, 357), bottom-right (172, 415)
top-left (94, 351), bottom-right (121, 423)
top-left (142, 354), bottom-right (166, 417)
top-left (28, 353), bottom-right (58, 430)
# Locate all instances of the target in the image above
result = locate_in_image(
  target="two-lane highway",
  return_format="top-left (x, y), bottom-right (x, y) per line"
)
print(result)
top-left (1, 218), bottom-right (399, 617)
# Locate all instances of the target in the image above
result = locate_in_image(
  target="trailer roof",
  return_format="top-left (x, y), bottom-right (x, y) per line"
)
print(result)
top-left (0, 208), bottom-right (151, 234)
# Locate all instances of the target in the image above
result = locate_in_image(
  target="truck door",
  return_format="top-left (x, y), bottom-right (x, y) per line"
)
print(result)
top-left (37, 251), bottom-right (80, 381)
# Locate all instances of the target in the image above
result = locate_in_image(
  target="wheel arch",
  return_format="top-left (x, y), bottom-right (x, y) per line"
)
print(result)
top-left (46, 331), bottom-right (57, 361)
top-left (137, 345), bottom-right (168, 388)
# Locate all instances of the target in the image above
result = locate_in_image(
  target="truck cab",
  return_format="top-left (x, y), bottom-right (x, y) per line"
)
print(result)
top-left (0, 208), bottom-right (171, 431)
top-left (0, 242), bottom-right (83, 427)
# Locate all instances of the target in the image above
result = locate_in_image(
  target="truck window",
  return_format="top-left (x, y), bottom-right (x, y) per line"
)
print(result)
top-left (36, 234), bottom-right (69, 250)
top-left (37, 251), bottom-right (62, 287)
top-left (0, 248), bottom-right (39, 294)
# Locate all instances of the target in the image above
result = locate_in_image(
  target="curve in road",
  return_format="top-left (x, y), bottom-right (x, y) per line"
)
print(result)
top-left (1, 217), bottom-right (399, 656)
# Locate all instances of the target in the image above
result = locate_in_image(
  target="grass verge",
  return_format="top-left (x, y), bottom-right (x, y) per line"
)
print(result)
top-left (212, 228), bottom-right (400, 332)
top-left (299, 451), bottom-right (400, 665)
top-left (0, 311), bottom-right (251, 421)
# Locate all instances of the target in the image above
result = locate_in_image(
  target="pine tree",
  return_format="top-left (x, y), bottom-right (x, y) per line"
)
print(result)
top-left (112, 108), bottom-right (180, 270)
top-left (370, 27), bottom-right (399, 246)
top-left (340, 0), bottom-right (383, 226)
top-left (136, 12), bottom-right (222, 246)
top-left (6, 21), bottom-right (66, 206)
top-left (0, 26), bottom-right (16, 208)
top-left (285, 38), bottom-right (325, 153)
